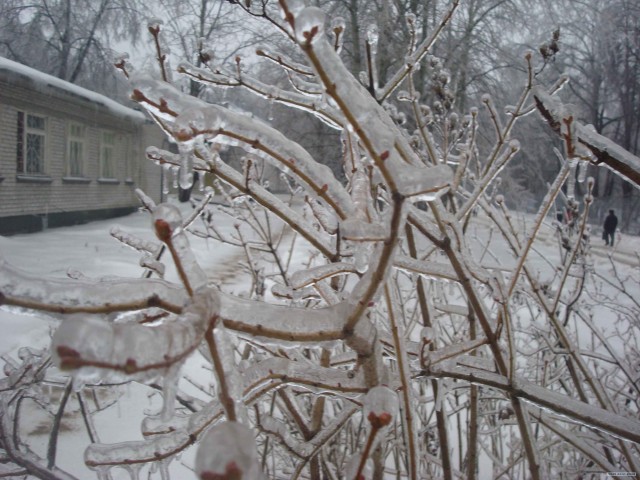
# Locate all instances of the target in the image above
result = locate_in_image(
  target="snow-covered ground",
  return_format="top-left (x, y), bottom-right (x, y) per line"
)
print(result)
top-left (0, 202), bottom-right (638, 479)
top-left (0, 200), bottom-right (254, 479)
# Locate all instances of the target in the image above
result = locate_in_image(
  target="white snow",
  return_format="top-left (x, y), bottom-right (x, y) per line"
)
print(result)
top-left (0, 56), bottom-right (146, 123)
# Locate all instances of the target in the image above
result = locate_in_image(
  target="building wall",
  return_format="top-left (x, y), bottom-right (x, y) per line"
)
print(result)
top-left (0, 72), bottom-right (164, 234)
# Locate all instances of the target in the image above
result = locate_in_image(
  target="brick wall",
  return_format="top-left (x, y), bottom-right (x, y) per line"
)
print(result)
top-left (0, 74), bottom-right (163, 225)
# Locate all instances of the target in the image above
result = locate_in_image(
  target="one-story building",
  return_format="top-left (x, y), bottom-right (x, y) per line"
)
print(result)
top-left (0, 57), bottom-right (165, 234)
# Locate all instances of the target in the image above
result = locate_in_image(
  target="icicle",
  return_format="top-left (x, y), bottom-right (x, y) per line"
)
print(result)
top-left (354, 242), bottom-right (372, 274)
top-left (267, 98), bottom-right (274, 122)
top-left (567, 158), bottom-right (577, 199)
top-left (577, 160), bottom-right (587, 183)
top-left (160, 364), bottom-right (181, 421)
top-left (96, 467), bottom-right (111, 480)
top-left (178, 144), bottom-right (194, 190)
top-left (171, 166), bottom-right (179, 190)
top-left (162, 164), bottom-right (171, 195)
top-left (435, 379), bottom-right (447, 412)
top-left (123, 464), bottom-right (143, 480)
top-left (158, 459), bottom-right (171, 480)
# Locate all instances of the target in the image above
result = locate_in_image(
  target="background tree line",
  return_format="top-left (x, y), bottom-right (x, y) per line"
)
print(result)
top-left (1, 0), bottom-right (637, 230)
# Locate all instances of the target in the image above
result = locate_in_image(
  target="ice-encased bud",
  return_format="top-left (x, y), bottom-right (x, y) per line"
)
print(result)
top-left (52, 317), bottom-right (114, 379)
top-left (152, 203), bottom-right (183, 241)
top-left (331, 16), bottom-right (345, 32)
top-left (294, 7), bottom-right (326, 44)
top-left (195, 422), bottom-right (261, 480)
top-left (147, 18), bottom-right (163, 30)
top-left (366, 24), bottom-right (379, 46)
top-left (421, 326), bottom-right (436, 343)
top-left (363, 385), bottom-right (398, 429)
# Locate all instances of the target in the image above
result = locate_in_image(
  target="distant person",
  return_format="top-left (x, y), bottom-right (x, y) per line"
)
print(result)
top-left (603, 209), bottom-right (618, 246)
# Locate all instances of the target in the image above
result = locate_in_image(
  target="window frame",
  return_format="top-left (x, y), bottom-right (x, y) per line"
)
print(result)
top-left (99, 131), bottom-right (117, 180)
top-left (66, 122), bottom-right (86, 178)
top-left (16, 111), bottom-right (47, 176)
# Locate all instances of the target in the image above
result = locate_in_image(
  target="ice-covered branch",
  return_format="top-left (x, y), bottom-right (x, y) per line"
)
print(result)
top-left (425, 364), bottom-right (640, 444)
top-left (534, 87), bottom-right (640, 187)
top-left (0, 258), bottom-right (185, 315)
top-left (178, 62), bottom-right (344, 129)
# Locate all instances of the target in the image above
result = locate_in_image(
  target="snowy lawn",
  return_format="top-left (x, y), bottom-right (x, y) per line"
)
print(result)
top-left (0, 199), bottom-right (261, 479)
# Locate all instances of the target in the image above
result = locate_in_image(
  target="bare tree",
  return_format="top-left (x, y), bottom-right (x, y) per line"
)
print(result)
top-left (0, 0), bottom-right (141, 96)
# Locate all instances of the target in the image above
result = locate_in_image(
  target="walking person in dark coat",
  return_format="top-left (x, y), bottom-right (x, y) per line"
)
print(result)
top-left (603, 209), bottom-right (618, 246)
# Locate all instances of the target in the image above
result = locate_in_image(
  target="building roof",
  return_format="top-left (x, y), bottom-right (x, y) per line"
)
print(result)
top-left (0, 56), bottom-right (146, 123)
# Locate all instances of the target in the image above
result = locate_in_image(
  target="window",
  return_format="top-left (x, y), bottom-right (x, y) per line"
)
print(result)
top-left (124, 136), bottom-right (137, 183)
top-left (67, 123), bottom-right (85, 177)
top-left (100, 132), bottom-right (116, 179)
top-left (17, 112), bottom-right (46, 174)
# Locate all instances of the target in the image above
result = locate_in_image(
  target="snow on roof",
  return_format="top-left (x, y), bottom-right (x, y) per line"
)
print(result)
top-left (0, 56), bottom-right (146, 123)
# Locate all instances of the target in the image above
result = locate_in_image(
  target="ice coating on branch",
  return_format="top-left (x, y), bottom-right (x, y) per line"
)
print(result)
top-left (85, 430), bottom-right (189, 470)
top-left (153, 203), bottom-right (208, 290)
top-left (341, 218), bottom-right (388, 241)
top-left (242, 357), bottom-right (367, 395)
top-left (294, 7), bottom-right (326, 44)
top-left (52, 289), bottom-right (219, 408)
top-left (363, 385), bottom-right (398, 428)
top-left (396, 163), bottom-right (452, 199)
top-left (366, 24), bottom-right (379, 46)
top-left (217, 292), bottom-right (345, 346)
top-left (259, 415), bottom-right (315, 457)
top-left (282, 0), bottom-right (306, 16)
top-left (195, 421), bottom-right (261, 480)
top-left (0, 258), bottom-right (187, 309)
top-left (307, 197), bottom-right (338, 233)
top-left (394, 255), bottom-right (458, 282)
top-left (111, 227), bottom-right (161, 256)
top-left (174, 106), bottom-right (222, 139)
top-left (290, 262), bottom-right (356, 289)
top-left (297, 16), bottom-right (424, 171)
top-left (346, 454), bottom-right (373, 479)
